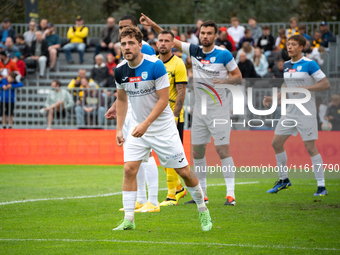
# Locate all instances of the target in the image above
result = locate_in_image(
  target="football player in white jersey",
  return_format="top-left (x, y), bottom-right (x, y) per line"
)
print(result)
top-left (111, 26), bottom-right (212, 231)
top-left (105, 15), bottom-right (160, 213)
top-left (263, 34), bottom-right (330, 196)
top-left (140, 13), bottom-right (242, 206)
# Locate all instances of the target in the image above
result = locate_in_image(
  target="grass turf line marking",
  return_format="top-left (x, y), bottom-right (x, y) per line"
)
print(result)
top-left (0, 181), bottom-right (259, 206)
top-left (0, 238), bottom-right (338, 251)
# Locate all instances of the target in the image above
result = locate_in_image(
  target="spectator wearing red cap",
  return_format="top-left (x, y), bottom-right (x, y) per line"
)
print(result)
top-left (215, 27), bottom-right (233, 52)
top-left (217, 27), bottom-right (236, 52)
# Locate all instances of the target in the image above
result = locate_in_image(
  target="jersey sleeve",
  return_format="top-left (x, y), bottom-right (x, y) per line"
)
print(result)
top-left (308, 60), bottom-right (326, 82)
top-left (141, 44), bottom-right (156, 56)
top-left (181, 42), bottom-right (191, 56)
top-left (174, 58), bottom-right (188, 84)
top-left (223, 50), bottom-right (238, 72)
top-left (114, 68), bottom-right (124, 90)
top-left (153, 60), bottom-right (170, 90)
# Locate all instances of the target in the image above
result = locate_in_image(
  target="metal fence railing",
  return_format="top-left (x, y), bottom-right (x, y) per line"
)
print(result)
top-left (1, 87), bottom-right (117, 129)
top-left (12, 21), bottom-right (340, 39)
top-left (1, 80), bottom-right (340, 130)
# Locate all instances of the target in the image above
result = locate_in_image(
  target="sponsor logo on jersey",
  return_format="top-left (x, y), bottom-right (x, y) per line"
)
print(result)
top-left (284, 68), bottom-right (289, 72)
top-left (297, 66), bottom-right (302, 71)
top-left (141, 72), bottom-right (148, 80)
top-left (210, 57), bottom-right (216, 63)
top-left (288, 69), bottom-right (296, 73)
top-left (201, 59), bottom-right (210, 65)
top-left (129, 77), bottom-right (141, 82)
top-left (122, 76), bottom-right (129, 81)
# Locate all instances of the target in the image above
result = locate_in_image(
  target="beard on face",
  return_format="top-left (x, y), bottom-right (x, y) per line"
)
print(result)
top-left (159, 47), bottom-right (171, 55)
top-left (123, 50), bottom-right (138, 61)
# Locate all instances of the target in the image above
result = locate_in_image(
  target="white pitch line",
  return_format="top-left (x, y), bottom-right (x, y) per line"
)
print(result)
top-left (0, 238), bottom-right (338, 251)
top-left (0, 181), bottom-right (259, 206)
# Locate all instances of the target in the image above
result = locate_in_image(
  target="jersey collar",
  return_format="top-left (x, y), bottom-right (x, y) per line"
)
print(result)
top-left (128, 54), bottom-right (145, 69)
top-left (291, 56), bottom-right (304, 64)
top-left (161, 54), bottom-right (174, 64)
top-left (202, 46), bottom-right (216, 55)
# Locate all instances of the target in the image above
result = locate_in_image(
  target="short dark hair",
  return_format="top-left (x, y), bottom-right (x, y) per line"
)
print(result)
top-left (244, 28), bottom-right (251, 34)
top-left (201, 20), bottom-right (218, 34)
top-left (9, 72), bottom-right (17, 79)
top-left (119, 15), bottom-right (137, 26)
top-left (249, 16), bottom-right (257, 21)
top-left (119, 26), bottom-right (143, 44)
top-left (53, 80), bottom-right (61, 87)
top-left (16, 34), bottom-right (24, 40)
top-left (158, 30), bottom-right (174, 40)
top-left (288, 34), bottom-right (306, 47)
top-left (262, 25), bottom-right (270, 30)
top-left (298, 24), bottom-right (306, 30)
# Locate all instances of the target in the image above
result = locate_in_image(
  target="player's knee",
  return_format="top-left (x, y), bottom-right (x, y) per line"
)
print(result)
top-left (216, 146), bottom-right (230, 159)
top-left (123, 164), bottom-right (138, 178)
top-left (304, 142), bottom-right (317, 156)
top-left (175, 166), bottom-right (190, 180)
top-left (272, 140), bottom-right (283, 151)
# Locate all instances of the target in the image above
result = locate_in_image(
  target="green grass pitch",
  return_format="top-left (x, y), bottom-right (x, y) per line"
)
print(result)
top-left (0, 165), bottom-right (339, 254)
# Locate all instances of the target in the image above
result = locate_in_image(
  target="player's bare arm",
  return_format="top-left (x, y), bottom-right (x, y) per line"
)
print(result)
top-left (116, 89), bottom-right (128, 146)
top-left (131, 87), bottom-right (169, 138)
top-left (105, 100), bottom-right (117, 119)
top-left (213, 68), bottom-right (242, 85)
top-left (140, 13), bottom-right (183, 51)
top-left (174, 83), bottom-right (186, 124)
top-left (298, 77), bottom-right (330, 92)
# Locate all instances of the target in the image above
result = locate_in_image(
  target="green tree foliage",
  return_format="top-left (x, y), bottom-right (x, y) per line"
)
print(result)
top-left (0, 0), bottom-right (339, 25)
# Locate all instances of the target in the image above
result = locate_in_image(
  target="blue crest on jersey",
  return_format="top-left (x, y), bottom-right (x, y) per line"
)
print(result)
top-left (142, 72), bottom-right (148, 80)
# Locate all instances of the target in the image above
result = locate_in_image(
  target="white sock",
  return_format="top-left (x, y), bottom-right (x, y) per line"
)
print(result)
top-left (276, 151), bottom-right (288, 180)
top-left (311, 154), bottom-right (325, 187)
top-left (136, 164), bottom-right (147, 204)
top-left (187, 184), bottom-right (207, 212)
top-left (123, 191), bottom-right (136, 222)
top-left (144, 156), bottom-right (159, 206)
top-left (194, 157), bottom-right (208, 198)
top-left (221, 157), bottom-right (235, 198)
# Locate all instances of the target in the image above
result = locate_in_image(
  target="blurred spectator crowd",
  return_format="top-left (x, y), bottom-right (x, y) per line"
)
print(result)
top-left (0, 15), bottom-right (339, 130)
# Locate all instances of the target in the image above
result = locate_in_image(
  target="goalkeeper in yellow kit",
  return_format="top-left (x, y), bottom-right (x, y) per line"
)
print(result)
top-left (157, 30), bottom-right (187, 206)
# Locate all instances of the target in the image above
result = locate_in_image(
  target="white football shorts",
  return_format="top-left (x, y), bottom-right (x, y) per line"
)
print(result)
top-left (275, 115), bottom-right (318, 141)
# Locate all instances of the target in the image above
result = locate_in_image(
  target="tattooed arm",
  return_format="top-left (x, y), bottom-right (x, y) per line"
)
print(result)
top-left (174, 83), bottom-right (187, 125)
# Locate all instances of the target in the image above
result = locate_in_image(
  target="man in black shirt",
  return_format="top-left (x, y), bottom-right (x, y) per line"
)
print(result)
top-left (94, 17), bottom-right (119, 58)
top-left (237, 52), bottom-right (258, 79)
top-left (257, 25), bottom-right (275, 57)
top-left (325, 94), bottom-right (340, 131)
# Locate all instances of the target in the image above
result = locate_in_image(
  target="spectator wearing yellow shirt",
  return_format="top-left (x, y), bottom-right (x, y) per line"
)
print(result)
top-left (63, 16), bottom-right (88, 64)
top-left (67, 69), bottom-right (95, 102)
